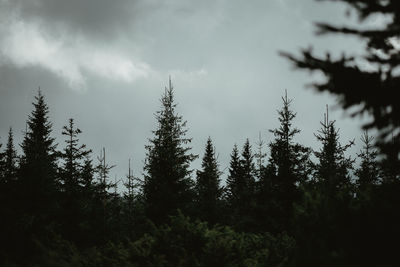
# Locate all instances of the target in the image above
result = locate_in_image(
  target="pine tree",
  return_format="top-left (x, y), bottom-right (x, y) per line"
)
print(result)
top-left (94, 147), bottom-right (116, 241)
top-left (143, 78), bottom-right (197, 224)
top-left (226, 140), bottom-right (256, 230)
top-left (19, 89), bottom-right (58, 220)
top-left (355, 131), bottom-right (379, 190)
top-left (240, 139), bottom-right (256, 198)
top-left (293, 108), bottom-right (355, 265)
top-left (60, 118), bottom-right (91, 194)
top-left (96, 147), bottom-right (115, 194)
top-left (226, 144), bottom-right (240, 202)
top-left (124, 158), bottom-right (136, 202)
top-left (254, 132), bottom-right (267, 181)
top-left (3, 128), bottom-right (18, 183)
top-left (59, 118), bottom-right (92, 240)
top-left (268, 91), bottom-right (311, 187)
top-left (123, 158), bottom-right (142, 220)
top-left (0, 140), bottom-right (4, 195)
top-left (195, 137), bottom-right (222, 224)
top-left (314, 107), bottom-right (354, 197)
top-left (261, 92), bottom-right (311, 231)
top-left (0, 128), bottom-right (18, 217)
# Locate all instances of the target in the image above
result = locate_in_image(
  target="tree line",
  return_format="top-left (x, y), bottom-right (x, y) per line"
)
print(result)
top-left (0, 79), bottom-right (399, 266)
top-left (2, 0), bottom-right (399, 265)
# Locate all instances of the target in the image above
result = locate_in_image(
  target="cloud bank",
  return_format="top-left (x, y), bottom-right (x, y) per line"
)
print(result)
top-left (0, 0), bottom-right (151, 90)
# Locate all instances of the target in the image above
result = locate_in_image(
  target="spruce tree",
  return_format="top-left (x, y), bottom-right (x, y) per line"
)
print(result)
top-left (195, 137), bottom-right (222, 224)
top-left (59, 118), bottom-right (92, 240)
top-left (226, 140), bottom-right (256, 230)
top-left (226, 144), bottom-right (240, 203)
top-left (94, 147), bottom-right (115, 241)
top-left (314, 109), bottom-right (354, 197)
top-left (0, 140), bottom-right (4, 200)
top-left (0, 128), bottom-right (18, 215)
top-left (0, 142), bottom-right (3, 182)
top-left (60, 118), bottom-right (91, 194)
top-left (293, 109), bottom-right (355, 265)
top-left (19, 89), bottom-right (58, 220)
top-left (355, 132), bottom-right (379, 190)
top-left (226, 140), bottom-right (256, 203)
top-left (124, 158), bottom-right (137, 203)
top-left (143, 78), bottom-right (197, 224)
top-left (262, 92), bottom-right (311, 231)
top-left (254, 132), bottom-right (267, 181)
top-left (123, 158), bottom-right (143, 227)
top-left (3, 128), bottom-right (18, 183)
top-left (268, 92), bottom-right (311, 187)
top-left (240, 139), bottom-right (256, 193)
top-left (95, 147), bottom-right (115, 194)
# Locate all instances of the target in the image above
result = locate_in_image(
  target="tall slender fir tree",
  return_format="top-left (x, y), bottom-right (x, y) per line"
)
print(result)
top-left (314, 108), bottom-right (354, 197)
top-left (195, 137), bottom-right (222, 224)
top-left (355, 131), bottom-right (379, 190)
top-left (60, 118), bottom-right (92, 194)
top-left (3, 128), bottom-right (18, 183)
top-left (19, 89), bottom-right (58, 220)
top-left (226, 140), bottom-right (256, 230)
top-left (143, 78), bottom-right (197, 223)
top-left (261, 92), bottom-right (311, 231)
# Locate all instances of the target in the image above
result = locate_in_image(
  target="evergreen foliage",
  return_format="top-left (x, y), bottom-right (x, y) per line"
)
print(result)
top-left (60, 118), bottom-right (92, 193)
top-left (19, 89), bottom-right (59, 224)
top-left (226, 139), bottom-right (256, 230)
top-left (314, 109), bottom-right (354, 197)
top-left (59, 118), bottom-right (92, 242)
top-left (258, 92), bottom-right (311, 232)
top-left (355, 131), bottom-right (379, 189)
top-left (3, 127), bottom-right (18, 183)
top-left (195, 137), bottom-right (222, 224)
top-left (282, 0), bottom-right (400, 160)
top-left (1, 82), bottom-right (399, 265)
top-left (143, 78), bottom-right (197, 224)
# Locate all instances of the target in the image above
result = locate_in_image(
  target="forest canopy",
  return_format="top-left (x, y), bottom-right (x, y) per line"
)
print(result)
top-left (0, 81), bottom-right (399, 266)
top-left (1, 0), bottom-right (400, 266)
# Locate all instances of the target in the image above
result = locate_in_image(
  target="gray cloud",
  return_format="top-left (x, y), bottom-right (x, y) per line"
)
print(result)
top-left (1, 0), bottom-right (138, 40)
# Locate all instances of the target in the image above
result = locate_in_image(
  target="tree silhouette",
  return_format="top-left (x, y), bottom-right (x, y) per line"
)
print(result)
top-left (281, 0), bottom-right (400, 159)
top-left (0, 141), bottom-right (3, 190)
top-left (19, 89), bottom-right (58, 224)
top-left (260, 92), bottom-right (311, 231)
top-left (2, 79), bottom-right (400, 265)
top-left (314, 108), bottom-right (354, 197)
top-left (60, 118), bottom-right (91, 194)
top-left (195, 137), bottom-right (222, 224)
top-left (59, 118), bottom-right (92, 241)
top-left (0, 128), bottom-right (18, 227)
top-left (226, 139), bottom-right (256, 230)
top-left (226, 144), bottom-right (241, 203)
top-left (143, 78), bottom-right (197, 224)
top-left (355, 131), bottom-right (379, 190)
top-left (292, 108), bottom-right (355, 265)
top-left (3, 128), bottom-right (18, 183)
top-left (254, 132), bottom-right (267, 181)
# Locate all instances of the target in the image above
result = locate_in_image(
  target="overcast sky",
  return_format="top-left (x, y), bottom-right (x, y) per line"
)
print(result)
top-left (0, 0), bottom-right (374, 186)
